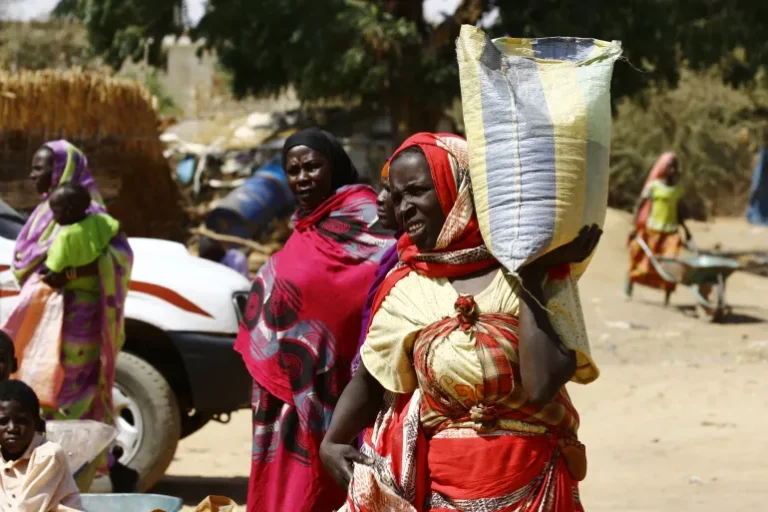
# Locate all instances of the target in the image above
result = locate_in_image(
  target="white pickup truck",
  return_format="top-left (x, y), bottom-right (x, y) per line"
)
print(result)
top-left (0, 200), bottom-right (252, 490)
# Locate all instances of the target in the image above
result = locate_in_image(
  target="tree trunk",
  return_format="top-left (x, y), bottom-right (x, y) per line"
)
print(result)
top-left (390, 93), bottom-right (444, 144)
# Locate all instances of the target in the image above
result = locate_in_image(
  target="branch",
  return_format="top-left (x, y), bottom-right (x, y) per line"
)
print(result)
top-left (429, 0), bottom-right (489, 51)
top-left (190, 226), bottom-right (274, 254)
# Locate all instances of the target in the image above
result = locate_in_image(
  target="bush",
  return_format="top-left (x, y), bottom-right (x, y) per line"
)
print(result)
top-left (609, 68), bottom-right (768, 219)
top-left (0, 20), bottom-right (91, 71)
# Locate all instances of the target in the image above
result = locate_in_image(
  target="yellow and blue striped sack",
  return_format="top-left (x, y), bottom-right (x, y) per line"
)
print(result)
top-left (457, 25), bottom-right (622, 276)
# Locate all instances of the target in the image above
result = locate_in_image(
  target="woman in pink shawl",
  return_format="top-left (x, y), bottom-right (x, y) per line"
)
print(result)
top-left (2, 140), bottom-right (133, 488)
top-left (235, 128), bottom-right (395, 512)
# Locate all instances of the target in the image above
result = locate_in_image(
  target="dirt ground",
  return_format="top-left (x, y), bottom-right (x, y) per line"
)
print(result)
top-left (157, 209), bottom-right (768, 511)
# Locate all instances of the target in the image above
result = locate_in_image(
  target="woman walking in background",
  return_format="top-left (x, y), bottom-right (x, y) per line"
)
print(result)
top-left (3, 140), bottom-right (133, 491)
top-left (627, 152), bottom-right (693, 304)
top-left (235, 128), bottom-right (395, 512)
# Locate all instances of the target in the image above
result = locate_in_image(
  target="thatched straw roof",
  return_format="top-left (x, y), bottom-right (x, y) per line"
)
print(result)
top-left (0, 69), bottom-right (185, 240)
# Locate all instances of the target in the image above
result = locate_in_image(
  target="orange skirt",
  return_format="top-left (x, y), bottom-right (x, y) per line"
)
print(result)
top-left (628, 228), bottom-right (682, 291)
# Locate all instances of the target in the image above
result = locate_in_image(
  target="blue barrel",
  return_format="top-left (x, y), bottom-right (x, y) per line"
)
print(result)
top-left (206, 156), bottom-right (294, 240)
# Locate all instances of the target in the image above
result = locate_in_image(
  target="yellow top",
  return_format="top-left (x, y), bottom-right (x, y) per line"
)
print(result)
top-left (643, 179), bottom-right (683, 233)
top-left (360, 268), bottom-right (599, 397)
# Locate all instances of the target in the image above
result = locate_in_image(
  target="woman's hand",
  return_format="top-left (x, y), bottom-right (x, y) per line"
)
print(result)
top-left (319, 440), bottom-right (373, 490)
top-left (531, 224), bottom-right (603, 270)
top-left (41, 270), bottom-right (67, 288)
top-left (319, 365), bottom-right (384, 489)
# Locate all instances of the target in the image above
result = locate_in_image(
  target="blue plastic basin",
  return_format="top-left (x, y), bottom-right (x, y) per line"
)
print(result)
top-left (80, 493), bottom-right (184, 512)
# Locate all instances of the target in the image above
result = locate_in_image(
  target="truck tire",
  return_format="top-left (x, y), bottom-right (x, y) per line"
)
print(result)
top-left (114, 352), bottom-right (181, 491)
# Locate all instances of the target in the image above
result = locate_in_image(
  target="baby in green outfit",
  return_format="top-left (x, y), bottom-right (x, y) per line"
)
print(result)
top-left (41, 182), bottom-right (120, 288)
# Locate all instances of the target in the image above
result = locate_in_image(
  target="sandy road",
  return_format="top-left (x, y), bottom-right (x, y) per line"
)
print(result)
top-left (160, 210), bottom-right (768, 511)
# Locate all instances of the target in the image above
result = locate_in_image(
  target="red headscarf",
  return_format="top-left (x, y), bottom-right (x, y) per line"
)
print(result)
top-left (370, 133), bottom-right (498, 317)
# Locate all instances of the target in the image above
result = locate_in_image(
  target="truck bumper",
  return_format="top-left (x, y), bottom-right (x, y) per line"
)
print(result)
top-left (166, 331), bottom-right (252, 412)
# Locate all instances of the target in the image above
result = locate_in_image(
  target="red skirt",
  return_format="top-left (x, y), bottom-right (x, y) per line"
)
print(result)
top-left (426, 430), bottom-right (583, 511)
top-left (345, 392), bottom-right (584, 512)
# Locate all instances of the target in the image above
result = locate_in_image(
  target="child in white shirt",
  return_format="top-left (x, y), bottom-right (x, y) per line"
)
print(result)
top-left (0, 380), bottom-right (82, 511)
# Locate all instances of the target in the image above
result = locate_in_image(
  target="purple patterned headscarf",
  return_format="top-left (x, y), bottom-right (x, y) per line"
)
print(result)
top-left (12, 140), bottom-right (107, 284)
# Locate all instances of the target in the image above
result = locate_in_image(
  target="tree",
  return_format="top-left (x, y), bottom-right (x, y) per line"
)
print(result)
top-left (197, 0), bottom-right (488, 142)
top-left (674, 0), bottom-right (768, 87)
top-left (491, 0), bottom-right (768, 102)
top-left (609, 68), bottom-right (768, 218)
top-left (490, 0), bottom-right (683, 104)
top-left (59, 0), bottom-right (768, 141)
top-left (52, 0), bottom-right (186, 69)
top-left (0, 19), bottom-right (90, 71)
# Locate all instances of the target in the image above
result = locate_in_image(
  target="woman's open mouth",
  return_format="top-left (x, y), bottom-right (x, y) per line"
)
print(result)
top-left (407, 221), bottom-right (425, 238)
top-left (296, 189), bottom-right (315, 202)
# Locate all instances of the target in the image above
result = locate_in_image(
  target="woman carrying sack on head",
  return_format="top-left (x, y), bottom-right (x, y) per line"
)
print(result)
top-left (320, 133), bottom-right (601, 512)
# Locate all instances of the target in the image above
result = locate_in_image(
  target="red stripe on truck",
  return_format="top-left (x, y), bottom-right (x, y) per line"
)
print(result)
top-left (129, 281), bottom-right (214, 318)
top-left (0, 272), bottom-right (213, 318)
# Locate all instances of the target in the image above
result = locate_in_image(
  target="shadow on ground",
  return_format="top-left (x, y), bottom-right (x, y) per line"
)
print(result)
top-left (152, 476), bottom-right (248, 506)
top-left (674, 304), bottom-right (767, 324)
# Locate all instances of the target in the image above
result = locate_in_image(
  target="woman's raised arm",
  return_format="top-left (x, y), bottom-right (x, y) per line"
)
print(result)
top-left (517, 225), bottom-right (602, 407)
top-left (518, 266), bottom-right (577, 407)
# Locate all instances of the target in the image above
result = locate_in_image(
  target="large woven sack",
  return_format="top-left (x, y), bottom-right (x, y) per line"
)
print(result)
top-left (1, 276), bottom-right (65, 408)
top-left (457, 25), bottom-right (622, 275)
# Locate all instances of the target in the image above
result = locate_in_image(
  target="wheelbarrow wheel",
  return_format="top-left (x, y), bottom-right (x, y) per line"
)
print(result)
top-left (695, 303), bottom-right (720, 323)
top-left (695, 278), bottom-right (726, 323)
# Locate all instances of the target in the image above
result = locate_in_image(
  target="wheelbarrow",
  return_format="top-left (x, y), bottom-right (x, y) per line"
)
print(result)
top-left (634, 236), bottom-right (742, 322)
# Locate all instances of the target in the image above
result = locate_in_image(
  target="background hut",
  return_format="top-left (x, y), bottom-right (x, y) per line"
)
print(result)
top-left (0, 69), bottom-right (185, 240)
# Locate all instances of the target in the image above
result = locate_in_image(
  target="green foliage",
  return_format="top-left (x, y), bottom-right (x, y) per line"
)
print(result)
top-left (196, 0), bottom-right (486, 139)
top-left (60, 0), bottom-right (768, 144)
top-left (490, 0), bottom-right (682, 102)
top-left (610, 69), bottom-right (768, 218)
top-left (121, 67), bottom-right (180, 117)
top-left (676, 0), bottom-right (768, 87)
top-left (492, 0), bottom-right (768, 103)
top-left (0, 20), bottom-right (90, 70)
top-left (51, 0), bottom-right (768, 219)
top-left (52, 0), bottom-right (184, 70)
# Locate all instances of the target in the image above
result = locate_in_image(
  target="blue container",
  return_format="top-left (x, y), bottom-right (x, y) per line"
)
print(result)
top-left (81, 493), bottom-right (184, 512)
top-left (176, 156), bottom-right (196, 185)
top-left (205, 156), bottom-right (294, 240)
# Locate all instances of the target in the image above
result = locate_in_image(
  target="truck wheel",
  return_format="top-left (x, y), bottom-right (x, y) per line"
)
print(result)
top-left (113, 352), bottom-right (181, 491)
